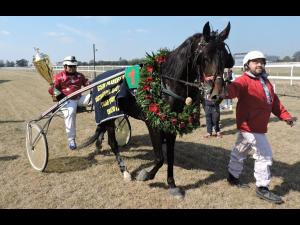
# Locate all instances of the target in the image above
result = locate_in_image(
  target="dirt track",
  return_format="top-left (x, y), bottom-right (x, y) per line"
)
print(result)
top-left (0, 69), bottom-right (300, 208)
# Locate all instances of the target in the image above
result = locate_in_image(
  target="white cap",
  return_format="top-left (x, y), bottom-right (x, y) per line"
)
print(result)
top-left (63, 56), bottom-right (78, 66)
top-left (243, 51), bottom-right (266, 66)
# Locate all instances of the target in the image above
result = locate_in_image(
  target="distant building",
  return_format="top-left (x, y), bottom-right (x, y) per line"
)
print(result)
top-left (233, 53), bottom-right (247, 66)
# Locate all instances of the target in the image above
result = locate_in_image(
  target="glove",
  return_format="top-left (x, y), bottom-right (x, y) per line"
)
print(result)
top-left (53, 88), bottom-right (61, 97)
top-left (51, 95), bottom-right (58, 102)
top-left (285, 119), bottom-right (295, 127)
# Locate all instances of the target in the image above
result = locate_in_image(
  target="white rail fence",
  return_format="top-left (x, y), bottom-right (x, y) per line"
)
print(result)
top-left (234, 64), bottom-right (300, 85)
top-left (2, 64), bottom-right (300, 85)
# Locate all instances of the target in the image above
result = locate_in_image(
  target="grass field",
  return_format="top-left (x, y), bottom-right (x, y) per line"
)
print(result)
top-left (0, 69), bottom-right (299, 208)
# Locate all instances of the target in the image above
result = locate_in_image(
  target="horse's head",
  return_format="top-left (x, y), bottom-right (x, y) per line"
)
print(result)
top-left (193, 22), bottom-right (234, 103)
top-left (160, 21), bottom-right (234, 108)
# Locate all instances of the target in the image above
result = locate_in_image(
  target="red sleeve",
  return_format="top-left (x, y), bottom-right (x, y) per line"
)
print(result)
top-left (53, 74), bottom-right (61, 90)
top-left (272, 94), bottom-right (292, 120)
top-left (224, 76), bottom-right (246, 99)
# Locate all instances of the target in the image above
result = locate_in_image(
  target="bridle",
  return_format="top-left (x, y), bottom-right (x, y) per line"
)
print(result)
top-left (160, 37), bottom-right (231, 102)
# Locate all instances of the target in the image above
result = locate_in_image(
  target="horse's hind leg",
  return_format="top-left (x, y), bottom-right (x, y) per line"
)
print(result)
top-left (95, 125), bottom-right (106, 154)
top-left (107, 120), bottom-right (132, 181)
top-left (136, 126), bottom-right (164, 181)
top-left (166, 134), bottom-right (185, 199)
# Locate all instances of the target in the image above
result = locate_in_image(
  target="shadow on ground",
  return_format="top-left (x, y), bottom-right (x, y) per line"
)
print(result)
top-left (0, 155), bottom-right (20, 161)
top-left (43, 132), bottom-right (299, 197)
top-left (0, 80), bottom-right (11, 84)
top-left (45, 155), bottom-right (98, 173)
top-left (0, 120), bottom-right (25, 124)
top-left (126, 134), bottom-right (300, 197)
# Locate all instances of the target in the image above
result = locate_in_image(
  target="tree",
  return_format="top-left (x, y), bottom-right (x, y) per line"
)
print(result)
top-left (16, 59), bottom-right (29, 67)
top-left (0, 60), bottom-right (4, 67)
top-left (282, 56), bottom-right (292, 62)
top-left (129, 58), bottom-right (145, 65)
top-left (266, 55), bottom-right (280, 62)
top-left (6, 60), bottom-right (15, 67)
top-left (89, 60), bottom-right (94, 66)
top-left (292, 51), bottom-right (300, 62)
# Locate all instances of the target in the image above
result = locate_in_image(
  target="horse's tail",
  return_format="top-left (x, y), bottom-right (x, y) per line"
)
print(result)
top-left (77, 125), bottom-right (102, 149)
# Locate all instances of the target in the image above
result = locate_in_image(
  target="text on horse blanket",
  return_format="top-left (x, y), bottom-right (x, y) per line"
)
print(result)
top-left (92, 68), bottom-right (125, 124)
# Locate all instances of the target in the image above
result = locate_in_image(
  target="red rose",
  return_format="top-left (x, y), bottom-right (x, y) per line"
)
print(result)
top-left (146, 66), bottom-right (153, 73)
top-left (171, 118), bottom-right (177, 125)
top-left (179, 122), bottom-right (186, 129)
top-left (146, 76), bottom-right (153, 82)
top-left (142, 85), bottom-right (151, 91)
top-left (156, 56), bottom-right (166, 64)
top-left (188, 116), bottom-right (193, 124)
top-left (149, 103), bottom-right (159, 114)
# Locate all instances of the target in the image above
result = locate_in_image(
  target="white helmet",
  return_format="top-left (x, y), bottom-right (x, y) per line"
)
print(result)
top-left (63, 56), bottom-right (78, 66)
top-left (243, 51), bottom-right (266, 66)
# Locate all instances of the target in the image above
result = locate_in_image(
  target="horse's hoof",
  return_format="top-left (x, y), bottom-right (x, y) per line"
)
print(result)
top-left (94, 149), bottom-right (101, 155)
top-left (123, 171), bottom-right (132, 182)
top-left (169, 188), bottom-right (185, 199)
top-left (136, 169), bottom-right (150, 181)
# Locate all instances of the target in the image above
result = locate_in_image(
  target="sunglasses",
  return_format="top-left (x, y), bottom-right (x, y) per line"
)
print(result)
top-left (67, 65), bottom-right (77, 68)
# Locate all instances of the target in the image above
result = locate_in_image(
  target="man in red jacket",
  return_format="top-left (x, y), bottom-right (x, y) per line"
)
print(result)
top-left (49, 56), bottom-right (90, 150)
top-left (224, 50), bottom-right (294, 204)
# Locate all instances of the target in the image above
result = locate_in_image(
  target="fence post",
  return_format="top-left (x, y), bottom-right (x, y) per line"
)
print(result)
top-left (290, 65), bottom-right (294, 86)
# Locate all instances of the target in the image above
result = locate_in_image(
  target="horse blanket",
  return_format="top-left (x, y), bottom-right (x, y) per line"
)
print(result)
top-left (92, 68), bottom-right (125, 124)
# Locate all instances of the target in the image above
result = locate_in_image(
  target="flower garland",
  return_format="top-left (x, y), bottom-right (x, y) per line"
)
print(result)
top-left (136, 49), bottom-right (200, 136)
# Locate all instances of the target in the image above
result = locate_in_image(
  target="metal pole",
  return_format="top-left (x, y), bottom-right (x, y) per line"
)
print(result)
top-left (290, 65), bottom-right (294, 86)
top-left (93, 44), bottom-right (96, 79)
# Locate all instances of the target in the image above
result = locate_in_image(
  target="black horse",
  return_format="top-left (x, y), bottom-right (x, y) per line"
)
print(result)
top-left (80, 22), bottom-right (234, 198)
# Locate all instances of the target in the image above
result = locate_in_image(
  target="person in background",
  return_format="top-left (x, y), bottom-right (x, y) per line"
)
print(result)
top-left (224, 50), bottom-right (295, 204)
top-left (48, 56), bottom-right (91, 150)
top-left (222, 68), bottom-right (235, 110)
top-left (203, 76), bottom-right (223, 138)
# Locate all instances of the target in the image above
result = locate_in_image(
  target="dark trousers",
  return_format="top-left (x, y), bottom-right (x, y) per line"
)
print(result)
top-left (204, 104), bottom-right (220, 134)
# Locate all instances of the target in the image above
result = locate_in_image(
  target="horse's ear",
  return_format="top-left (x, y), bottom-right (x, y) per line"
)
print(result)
top-left (202, 22), bottom-right (210, 42)
top-left (219, 22), bottom-right (231, 42)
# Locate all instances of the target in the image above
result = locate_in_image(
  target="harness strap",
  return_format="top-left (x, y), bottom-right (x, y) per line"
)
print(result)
top-left (160, 79), bottom-right (185, 101)
top-left (161, 75), bottom-right (201, 89)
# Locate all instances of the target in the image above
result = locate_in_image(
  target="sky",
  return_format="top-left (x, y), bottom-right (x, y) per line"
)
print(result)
top-left (0, 16), bottom-right (300, 64)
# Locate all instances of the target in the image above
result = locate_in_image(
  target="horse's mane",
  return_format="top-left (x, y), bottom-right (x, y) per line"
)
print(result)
top-left (161, 33), bottom-right (202, 81)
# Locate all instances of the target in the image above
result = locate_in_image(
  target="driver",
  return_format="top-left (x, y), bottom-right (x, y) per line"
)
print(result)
top-left (48, 56), bottom-right (91, 150)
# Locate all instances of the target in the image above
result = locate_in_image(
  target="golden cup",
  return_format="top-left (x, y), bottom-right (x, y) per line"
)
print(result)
top-left (32, 48), bottom-right (53, 85)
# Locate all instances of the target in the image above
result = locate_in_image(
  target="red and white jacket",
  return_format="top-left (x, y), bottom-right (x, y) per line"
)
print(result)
top-left (49, 71), bottom-right (89, 99)
top-left (225, 72), bottom-right (292, 133)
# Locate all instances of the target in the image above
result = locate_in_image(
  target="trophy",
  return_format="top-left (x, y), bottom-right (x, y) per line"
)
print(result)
top-left (32, 48), bottom-right (54, 85)
top-left (33, 48), bottom-right (61, 101)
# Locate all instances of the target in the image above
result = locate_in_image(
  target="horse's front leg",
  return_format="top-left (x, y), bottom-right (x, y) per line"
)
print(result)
top-left (166, 133), bottom-right (185, 199)
top-left (136, 125), bottom-right (164, 181)
top-left (107, 121), bottom-right (132, 182)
